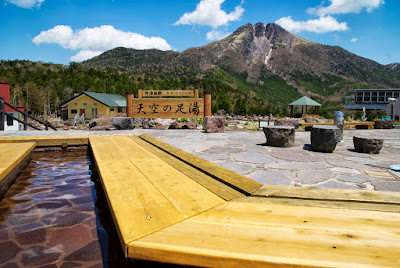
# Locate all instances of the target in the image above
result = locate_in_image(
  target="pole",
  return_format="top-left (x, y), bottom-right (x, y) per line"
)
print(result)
top-left (0, 97), bottom-right (4, 131)
top-left (204, 91), bottom-right (212, 117)
top-left (126, 91), bottom-right (134, 118)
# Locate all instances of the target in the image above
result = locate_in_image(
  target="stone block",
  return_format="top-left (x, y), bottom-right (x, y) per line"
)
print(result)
top-left (204, 116), bottom-right (225, 133)
top-left (374, 120), bottom-right (394, 129)
top-left (310, 125), bottom-right (341, 153)
top-left (274, 119), bottom-right (300, 129)
top-left (353, 136), bottom-right (383, 154)
top-left (112, 117), bottom-right (135, 130)
top-left (263, 126), bottom-right (295, 147)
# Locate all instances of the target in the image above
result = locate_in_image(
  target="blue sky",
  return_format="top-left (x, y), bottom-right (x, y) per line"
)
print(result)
top-left (1, 0), bottom-right (399, 65)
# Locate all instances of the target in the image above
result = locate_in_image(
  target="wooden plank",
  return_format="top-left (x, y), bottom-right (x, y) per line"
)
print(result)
top-left (139, 134), bottom-right (263, 196)
top-left (234, 196), bottom-right (400, 213)
top-left (89, 136), bottom-right (186, 255)
top-left (111, 136), bottom-right (225, 218)
top-left (254, 185), bottom-right (400, 205)
top-left (129, 197), bottom-right (400, 267)
top-left (0, 136), bottom-right (89, 147)
top-left (130, 136), bottom-right (245, 201)
top-left (132, 98), bottom-right (204, 118)
top-left (0, 142), bottom-right (36, 181)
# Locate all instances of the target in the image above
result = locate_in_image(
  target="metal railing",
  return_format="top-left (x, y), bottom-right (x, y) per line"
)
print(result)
top-left (0, 97), bottom-right (57, 131)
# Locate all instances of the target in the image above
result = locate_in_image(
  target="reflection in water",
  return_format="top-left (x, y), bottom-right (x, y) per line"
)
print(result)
top-left (0, 150), bottom-right (184, 268)
top-left (0, 151), bottom-right (127, 267)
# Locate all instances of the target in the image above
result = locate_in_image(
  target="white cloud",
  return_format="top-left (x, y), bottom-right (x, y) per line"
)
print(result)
top-left (70, 50), bottom-right (103, 62)
top-left (174, 0), bottom-right (244, 28)
top-left (308, 0), bottom-right (384, 16)
top-left (33, 25), bottom-right (172, 62)
top-left (6, 0), bottom-right (44, 8)
top-left (351, 37), bottom-right (359, 42)
top-left (275, 16), bottom-right (348, 34)
top-left (206, 30), bottom-right (230, 40)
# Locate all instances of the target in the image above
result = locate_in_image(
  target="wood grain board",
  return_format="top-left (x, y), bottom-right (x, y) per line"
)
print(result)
top-left (89, 135), bottom-right (225, 256)
top-left (129, 196), bottom-right (400, 267)
top-left (0, 136), bottom-right (89, 147)
top-left (0, 142), bottom-right (35, 181)
top-left (139, 134), bottom-right (263, 195)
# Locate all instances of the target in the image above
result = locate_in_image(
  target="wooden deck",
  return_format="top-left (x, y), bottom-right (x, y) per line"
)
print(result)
top-left (301, 121), bottom-right (375, 129)
top-left (1, 134), bottom-right (400, 267)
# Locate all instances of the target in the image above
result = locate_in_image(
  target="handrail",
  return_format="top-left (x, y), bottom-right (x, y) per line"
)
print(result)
top-left (0, 97), bottom-right (57, 131)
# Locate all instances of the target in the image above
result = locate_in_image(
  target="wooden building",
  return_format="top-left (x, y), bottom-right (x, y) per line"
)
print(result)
top-left (0, 83), bottom-right (25, 131)
top-left (60, 91), bottom-right (127, 120)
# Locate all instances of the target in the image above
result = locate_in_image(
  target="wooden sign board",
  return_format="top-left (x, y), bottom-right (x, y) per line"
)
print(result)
top-left (139, 90), bottom-right (197, 98)
top-left (132, 98), bottom-right (204, 118)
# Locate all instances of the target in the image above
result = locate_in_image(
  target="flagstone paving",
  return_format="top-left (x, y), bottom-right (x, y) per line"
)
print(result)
top-left (1, 128), bottom-right (400, 191)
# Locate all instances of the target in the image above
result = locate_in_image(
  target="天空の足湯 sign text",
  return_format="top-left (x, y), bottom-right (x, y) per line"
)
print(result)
top-left (126, 89), bottom-right (209, 119)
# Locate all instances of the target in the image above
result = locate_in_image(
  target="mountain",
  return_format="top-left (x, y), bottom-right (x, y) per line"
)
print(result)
top-left (387, 63), bottom-right (400, 70)
top-left (85, 22), bottom-right (400, 108)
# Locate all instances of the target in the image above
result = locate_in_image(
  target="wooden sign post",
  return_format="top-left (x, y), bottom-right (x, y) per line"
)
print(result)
top-left (126, 89), bottom-right (209, 119)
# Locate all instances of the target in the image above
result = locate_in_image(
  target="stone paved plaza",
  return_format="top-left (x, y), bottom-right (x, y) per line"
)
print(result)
top-left (2, 128), bottom-right (400, 192)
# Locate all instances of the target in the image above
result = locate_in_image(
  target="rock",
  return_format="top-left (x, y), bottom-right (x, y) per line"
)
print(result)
top-left (310, 125), bottom-right (341, 153)
top-left (353, 136), bottom-right (383, 154)
top-left (169, 121), bottom-right (183, 129)
top-left (204, 116), bottom-right (225, 133)
top-left (89, 125), bottom-right (112, 131)
top-left (89, 113), bottom-right (126, 129)
top-left (112, 117), bottom-right (135, 130)
top-left (275, 119), bottom-right (300, 129)
top-left (263, 126), bottom-right (295, 147)
top-left (182, 122), bottom-right (197, 129)
top-left (374, 120), bottom-right (394, 129)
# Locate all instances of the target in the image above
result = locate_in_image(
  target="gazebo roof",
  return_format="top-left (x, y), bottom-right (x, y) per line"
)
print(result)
top-left (289, 96), bottom-right (322, 106)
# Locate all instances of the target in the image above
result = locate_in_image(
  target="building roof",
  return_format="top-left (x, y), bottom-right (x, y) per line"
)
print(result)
top-left (354, 88), bottom-right (400, 91)
top-left (61, 91), bottom-right (127, 107)
top-left (289, 96), bottom-right (322, 106)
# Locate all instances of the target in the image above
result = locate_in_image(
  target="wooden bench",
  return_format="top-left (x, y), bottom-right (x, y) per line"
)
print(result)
top-left (301, 122), bottom-right (375, 130)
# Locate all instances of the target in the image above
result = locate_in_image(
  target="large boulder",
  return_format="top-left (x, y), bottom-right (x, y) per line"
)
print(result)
top-left (204, 116), bottom-right (225, 133)
top-left (374, 120), bottom-right (394, 129)
top-left (263, 126), bottom-right (295, 147)
top-left (310, 125), bottom-right (341, 153)
top-left (275, 119), bottom-right (300, 129)
top-left (112, 117), bottom-right (135, 130)
top-left (353, 136), bottom-right (383, 154)
top-left (89, 113), bottom-right (127, 129)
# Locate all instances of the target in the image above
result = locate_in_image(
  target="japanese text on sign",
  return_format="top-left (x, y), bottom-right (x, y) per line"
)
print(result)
top-left (132, 98), bottom-right (204, 118)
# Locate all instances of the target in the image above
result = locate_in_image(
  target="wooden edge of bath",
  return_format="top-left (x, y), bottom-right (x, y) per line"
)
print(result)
top-left (130, 136), bottom-right (245, 201)
top-left (254, 185), bottom-right (400, 205)
top-left (0, 136), bottom-right (89, 147)
top-left (138, 134), bottom-right (263, 196)
top-left (0, 142), bottom-right (36, 200)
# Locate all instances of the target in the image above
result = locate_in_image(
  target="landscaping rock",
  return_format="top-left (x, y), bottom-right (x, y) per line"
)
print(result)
top-left (89, 125), bottom-right (112, 131)
top-left (311, 125), bottom-right (341, 153)
top-left (353, 136), bottom-right (383, 154)
top-left (204, 116), bottom-right (225, 133)
top-left (182, 122), bottom-right (197, 129)
top-left (263, 126), bottom-right (295, 147)
top-left (169, 121), bottom-right (183, 129)
top-left (112, 117), bottom-right (135, 130)
top-left (89, 113), bottom-right (126, 129)
top-left (275, 119), bottom-right (300, 129)
top-left (374, 120), bottom-right (394, 129)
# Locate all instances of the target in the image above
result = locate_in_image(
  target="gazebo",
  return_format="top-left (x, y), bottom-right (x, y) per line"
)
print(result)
top-left (289, 96), bottom-right (322, 117)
